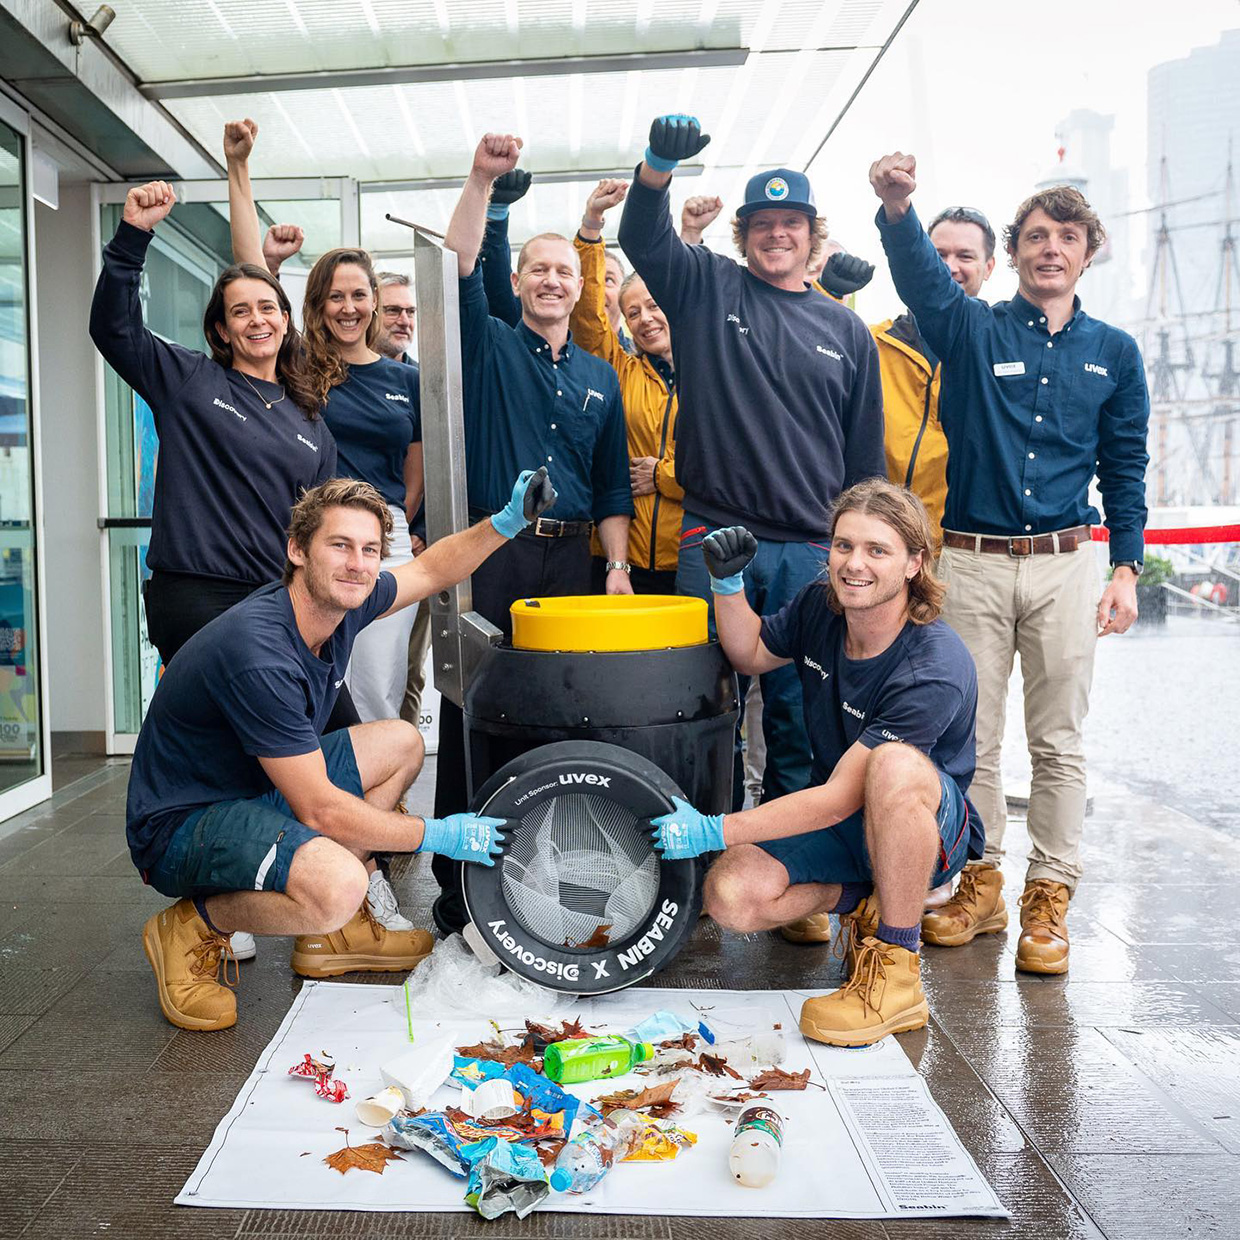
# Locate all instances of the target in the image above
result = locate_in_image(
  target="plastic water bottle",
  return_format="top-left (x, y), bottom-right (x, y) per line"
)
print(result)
top-left (728, 1105), bottom-right (784, 1188)
top-left (707, 1030), bottom-right (786, 1070)
top-left (550, 1108), bottom-right (646, 1193)
top-left (542, 1035), bottom-right (655, 1084)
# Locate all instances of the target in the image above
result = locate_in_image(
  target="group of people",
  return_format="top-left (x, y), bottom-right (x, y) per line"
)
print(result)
top-left (98, 110), bottom-right (1148, 1045)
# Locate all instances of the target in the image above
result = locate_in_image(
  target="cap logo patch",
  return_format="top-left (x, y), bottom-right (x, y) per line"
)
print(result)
top-left (765, 177), bottom-right (790, 201)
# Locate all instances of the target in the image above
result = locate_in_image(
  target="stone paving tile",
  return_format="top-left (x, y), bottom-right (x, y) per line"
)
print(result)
top-left (670, 1222), bottom-right (884, 1240)
top-left (1140, 939), bottom-right (1240, 984)
top-left (0, 964), bottom-right (87, 1016)
top-left (0, 1012), bottom-right (37, 1054)
top-left (0, 899), bottom-right (153, 970)
top-left (0, 825), bottom-right (132, 876)
top-left (0, 1141), bottom-right (85, 1239)
top-left (238, 1212), bottom-right (673, 1236)
top-left (21, 1145), bottom-right (249, 1239)
top-left (1192, 983), bottom-right (1240, 1019)
top-left (1048, 1153), bottom-right (1240, 1239)
top-left (944, 1023), bottom-right (1224, 1155)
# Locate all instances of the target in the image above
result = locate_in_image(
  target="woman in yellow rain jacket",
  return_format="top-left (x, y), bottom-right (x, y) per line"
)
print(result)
top-left (571, 179), bottom-right (682, 592)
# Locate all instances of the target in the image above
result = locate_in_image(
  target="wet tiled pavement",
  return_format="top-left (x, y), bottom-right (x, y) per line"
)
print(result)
top-left (1, 617), bottom-right (1237, 1238)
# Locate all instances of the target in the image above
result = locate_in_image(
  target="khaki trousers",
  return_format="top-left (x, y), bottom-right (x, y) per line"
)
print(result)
top-left (939, 540), bottom-right (1101, 892)
top-left (399, 599), bottom-right (434, 727)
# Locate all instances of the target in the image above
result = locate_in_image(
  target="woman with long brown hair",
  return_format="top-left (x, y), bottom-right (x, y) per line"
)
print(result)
top-left (226, 120), bottom-right (424, 931)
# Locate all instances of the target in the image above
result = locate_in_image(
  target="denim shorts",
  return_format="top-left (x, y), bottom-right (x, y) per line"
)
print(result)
top-left (758, 768), bottom-right (971, 889)
top-left (145, 730), bottom-right (362, 900)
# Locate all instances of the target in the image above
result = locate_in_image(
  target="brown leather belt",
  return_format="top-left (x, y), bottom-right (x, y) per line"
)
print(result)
top-left (528, 516), bottom-right (593, 538)
top-left (942, 524), bottom-right (1092, 556)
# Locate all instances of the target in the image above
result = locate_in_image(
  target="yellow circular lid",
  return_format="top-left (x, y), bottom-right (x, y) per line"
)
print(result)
top-left (510, 594), bottom-right (708, 652)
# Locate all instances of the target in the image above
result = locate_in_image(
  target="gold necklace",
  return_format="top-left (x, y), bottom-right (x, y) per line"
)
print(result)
top-left (236, 368), bottom-right (286, 410)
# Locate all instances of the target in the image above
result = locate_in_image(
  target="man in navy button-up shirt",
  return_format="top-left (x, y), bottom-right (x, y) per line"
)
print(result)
top-left (428, 132), bottom-right (634, 934)
top-left (871, 151), bottom-right (1149, 979)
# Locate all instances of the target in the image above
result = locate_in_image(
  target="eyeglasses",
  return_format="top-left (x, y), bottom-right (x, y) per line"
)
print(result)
top-left (382, 306), bottom-right (416, 320)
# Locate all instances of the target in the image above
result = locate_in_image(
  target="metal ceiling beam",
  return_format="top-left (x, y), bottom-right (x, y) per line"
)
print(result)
top-left (140, 48), bottom-right (748, 101)
top-left (362, 164), bottom-right (704, 195)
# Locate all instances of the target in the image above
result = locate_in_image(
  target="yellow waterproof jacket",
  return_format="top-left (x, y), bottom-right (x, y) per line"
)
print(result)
top-left (871, 313), bottom-right (947, 547)
top-left (571, 235), bottom-right (683, 574)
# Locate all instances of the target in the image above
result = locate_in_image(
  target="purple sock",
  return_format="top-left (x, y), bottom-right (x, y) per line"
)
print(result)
top-left (877, 920), bottom-right (920, 953)
top-left (832, 882), bottom-right (873, 917)
top-left (193, 896), bottom-right (227, 937)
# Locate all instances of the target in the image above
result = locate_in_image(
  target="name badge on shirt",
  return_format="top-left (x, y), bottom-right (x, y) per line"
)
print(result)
top-left (993, 361), bottom-right (1026, 377)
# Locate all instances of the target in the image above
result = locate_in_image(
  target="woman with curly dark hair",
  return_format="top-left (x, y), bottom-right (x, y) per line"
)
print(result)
top-left (89, 179), bottom-right (338, 673)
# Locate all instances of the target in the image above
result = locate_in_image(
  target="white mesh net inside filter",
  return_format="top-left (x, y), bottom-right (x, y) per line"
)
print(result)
top-left (500, 792), bottom-right (660, 947)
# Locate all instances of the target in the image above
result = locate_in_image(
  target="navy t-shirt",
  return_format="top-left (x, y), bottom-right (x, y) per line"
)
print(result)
top-left (761, 584), bottom-right (985, 858)
top-left (322, 357), bottom-right (422, 508)
top-left (125, 572), bottom-right (398, 872)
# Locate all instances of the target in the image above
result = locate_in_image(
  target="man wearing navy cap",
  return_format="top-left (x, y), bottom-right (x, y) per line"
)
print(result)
top-left (620, 116), bottom-right (885, 807)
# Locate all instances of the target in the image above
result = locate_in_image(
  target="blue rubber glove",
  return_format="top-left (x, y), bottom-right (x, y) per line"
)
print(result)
top-left (492, 466), bottom-right (557, 539)
top-left (702, 526), bottom-right (757, 595)
top-left (418, 812), bottom-right (506, 865)
top-left (644, 114), bottom-right (711, 173)
top-left (651, 796), bottom-right (726, 859)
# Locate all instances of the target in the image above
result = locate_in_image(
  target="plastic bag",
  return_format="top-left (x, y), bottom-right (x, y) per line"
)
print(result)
top-left (401, 932), bottom-right (577, 1018)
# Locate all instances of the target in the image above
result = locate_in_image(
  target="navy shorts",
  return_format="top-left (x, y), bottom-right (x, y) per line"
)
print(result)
top-left (145, 730), bottom-right (362, 900)
top-left (759, 768), bottom-right (971, 889)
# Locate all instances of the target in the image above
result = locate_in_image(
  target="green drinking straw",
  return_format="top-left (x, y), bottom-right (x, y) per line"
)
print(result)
top-left (404, 978), bottom-right (415, 1042)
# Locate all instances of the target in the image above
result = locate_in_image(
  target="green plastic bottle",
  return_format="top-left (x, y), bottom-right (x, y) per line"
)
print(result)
top-left (542, 1035), bottom-right (655, 1084)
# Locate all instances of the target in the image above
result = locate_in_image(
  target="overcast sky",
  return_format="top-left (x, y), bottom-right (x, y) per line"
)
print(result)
top-left (815, 0), bottom-right (1240, 321)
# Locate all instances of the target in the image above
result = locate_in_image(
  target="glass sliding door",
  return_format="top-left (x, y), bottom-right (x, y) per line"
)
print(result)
top-left (0, 108), bottom-right (48, 813)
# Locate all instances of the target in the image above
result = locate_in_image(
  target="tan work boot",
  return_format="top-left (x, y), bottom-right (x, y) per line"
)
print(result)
top-left (799, 937), bottom-right (929, 1046)
top-left (142, 899), bottom-right (238, 1032)
top-left (921, 862), bottom-right (1008, 946)
top-left (780, 895), bottom-right (880, 973)
top-left (1016, 879), bottom-right (1071, 974)
top-left (291, 900), bottom-right (434, 978)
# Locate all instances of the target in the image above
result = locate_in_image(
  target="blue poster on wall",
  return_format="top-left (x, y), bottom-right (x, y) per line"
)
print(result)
top-left (133, 392), bottom-right (158, 524)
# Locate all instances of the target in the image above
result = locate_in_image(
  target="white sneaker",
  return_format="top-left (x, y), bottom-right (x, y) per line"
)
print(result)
top-left (230, 931), bottom-right (257, 961)
top-left (367, 870), bottom-right (415, 931)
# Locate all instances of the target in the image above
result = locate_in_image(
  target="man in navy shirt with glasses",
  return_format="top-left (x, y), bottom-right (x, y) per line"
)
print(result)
top-left (869, 152), bottom-right (1149, 976)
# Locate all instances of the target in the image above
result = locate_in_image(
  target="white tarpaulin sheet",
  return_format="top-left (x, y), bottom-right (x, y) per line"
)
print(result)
top-left (178, 981), bottom-right (1007, 1219)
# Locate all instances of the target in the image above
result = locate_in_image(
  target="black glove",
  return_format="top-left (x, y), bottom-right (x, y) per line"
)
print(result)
top-left (646, 115), bottom-right (711, 170)
top-left (703, 526), bottom-right (757, 580)
top-left (491, 169), bottom-right (533, 206)
top-left (820, 252), bottom-right (875, 298)
top-left (523, 465), bottom-right (557, 522)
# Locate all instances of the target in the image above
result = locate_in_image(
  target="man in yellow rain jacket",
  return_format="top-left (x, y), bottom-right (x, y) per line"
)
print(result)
top-left (571, 178), bottom-right (682, 593)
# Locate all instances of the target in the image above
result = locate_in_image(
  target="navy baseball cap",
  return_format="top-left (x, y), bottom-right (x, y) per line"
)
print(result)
top-left (737, 168), bottom-right (817, 219)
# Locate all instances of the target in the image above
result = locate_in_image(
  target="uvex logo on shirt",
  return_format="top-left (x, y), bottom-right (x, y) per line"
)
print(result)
top-left (841, 700), bottom-right (865, 720)
top-left (214, 397), bottom-right (246, 421)
top-left (803, 655), bottom-right (830, 681)
top-left (816, 345), bottom-right (842, 361)
top-left (385, 392), bottom-right (410, 403)
top-left (1084, 363), bottom-right (1109, 377)
top-left (297, 434), bottom-right (319, 452)
top-left (993, 361), bottom-right (1025, 377)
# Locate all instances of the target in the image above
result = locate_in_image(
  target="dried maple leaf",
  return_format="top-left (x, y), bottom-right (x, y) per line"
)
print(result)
top-left (570, 924), bottom-right (612, 949)
top-left (524, 1016), bottom-right (592, 1047)
top-left (323, 1128), bottom-right (405, 1176)
top-left (698, 1053), bottom-right (743, 1080)
top-left (712, 1091), bottom-right (763, 1104)
top-left (455, 1038), bottom-right (541, 1069)
top-left (595, 1078), bottom-right (680, 1118)
top-left (657, 1033), bottom-right (698, 1051)
top-left (747, 1067), bottom-right (823, 1092)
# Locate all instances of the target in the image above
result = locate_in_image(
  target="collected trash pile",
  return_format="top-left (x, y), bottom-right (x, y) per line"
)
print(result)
top-left (290, 1005), bottom-right (818, 1220)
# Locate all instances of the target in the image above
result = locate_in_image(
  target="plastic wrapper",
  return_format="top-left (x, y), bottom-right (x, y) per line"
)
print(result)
top-left (451, 1056), bottom-right (511, 1089)
top-left (623, 1123), bottom-right (698, 1162)
top-left (385, 1112), bottom-right (473, 1176)
top-left (507, 1062), bottom-right (582, 1135)
top-left (462, 1137), bottom-right (550, 1220)
top-left (401, 933), bottom-right (576, 1018)
top-left (287, 1053), bottom-right (349, 1104)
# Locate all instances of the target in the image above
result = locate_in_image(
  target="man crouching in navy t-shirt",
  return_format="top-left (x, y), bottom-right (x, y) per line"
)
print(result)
top-left (128, 468), bottom-right (556, 1032)
top-left (650, 478), bottom-right (985, 1046)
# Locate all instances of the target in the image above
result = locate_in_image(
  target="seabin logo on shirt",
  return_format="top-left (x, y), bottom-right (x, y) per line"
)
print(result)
top-left (841, 700), bottom-right (866, 720)
top-left (385, 392), bottom-right (410, 403)
top-left (213, 397), bottom-right (245, 421)
top-left (726, 313), bottom-right (750, 336)
top-left (1084, 363), bottom-right (1109, 377)
top-left (334, 679), bottom-right (344, 689)
top-left (803, 656), bottom-right (830, 681)
top-left (816, 345), bottom-right (842, 361)
top-left (297, 434), bottom-right (319, 452)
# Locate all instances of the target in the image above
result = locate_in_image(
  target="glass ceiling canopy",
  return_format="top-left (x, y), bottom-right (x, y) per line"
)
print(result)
top-left (99, 0), bottom-right (914, 250)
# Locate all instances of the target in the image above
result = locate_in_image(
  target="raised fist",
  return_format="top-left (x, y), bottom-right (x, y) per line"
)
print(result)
top-left (262, 224), bottom-right (305, 273)
top-left (869, 152), bottom-right (917, 219)
top-left (585, 178), bottom-right (629, 220)
top-left (522, 465), bottom-right (557, 522)
top-left (123, 181), bottom-right (176, 232)
top-left (491, 169), bottom-right (533, 206)
top-left (820, 252), bottom-right (875, 298)
top-left (473, 133), bottom-right (523, 181)
top-left (703, 526), bottom-right (757, 582)
top-left (223, 118), bottom-right (258, 164)
top-left (646, 115), bottom-right (711, 170)
top-left (681, 195), bottom-right (724, 240)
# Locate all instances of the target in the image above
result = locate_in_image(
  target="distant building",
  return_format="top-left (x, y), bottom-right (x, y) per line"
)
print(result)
top-left (1036, 109), bottom-right (1132, 324)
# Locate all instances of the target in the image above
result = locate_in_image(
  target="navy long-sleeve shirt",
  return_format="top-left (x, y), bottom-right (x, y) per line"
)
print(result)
top-left (458, 266), bottom-right (632, 523)
top-left (479, 216), bottom-right (522, 327)
top-left (90, 221), bottom-right (337, 584)
top-left (619, 176), bottom-right (885, 542)
top-left (876, 205), bottom-right (1149, 563)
